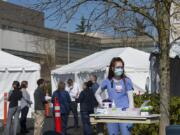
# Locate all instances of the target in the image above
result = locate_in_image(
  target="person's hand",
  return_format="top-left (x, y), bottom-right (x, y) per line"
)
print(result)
top-left (76, 93), bottom-right (79, 98)
top-left (27, 100), bottom-right (33, 105)
top-left (98, 101), bottom-right (103, 108)
top-left (45, 96), bottom-right (51, 101)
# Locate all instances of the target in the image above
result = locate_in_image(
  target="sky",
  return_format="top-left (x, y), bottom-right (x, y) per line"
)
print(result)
top-left (7, 0), bottom-right (89, 32)
top-left (6, 0), bottom-right (155, 37)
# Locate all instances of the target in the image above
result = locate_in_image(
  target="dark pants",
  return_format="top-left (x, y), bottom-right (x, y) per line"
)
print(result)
top-left (70, 102), bottom-right (78, 127)
top-left (80, 111), bottom-right (93, 135)
top-left (20, 106), bottom-right (29, 132)
top-left (96, 123), bottom-right (104, 134)
top-left (61, 113), bottom-right (69, 135)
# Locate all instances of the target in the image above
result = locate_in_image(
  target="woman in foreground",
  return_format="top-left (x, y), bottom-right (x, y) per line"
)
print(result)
top-left (95, 57), bottom-right (134, 135)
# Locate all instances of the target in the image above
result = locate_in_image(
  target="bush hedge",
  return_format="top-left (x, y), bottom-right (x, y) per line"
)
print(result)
top-left (132, 93), bottom-right (180, 135)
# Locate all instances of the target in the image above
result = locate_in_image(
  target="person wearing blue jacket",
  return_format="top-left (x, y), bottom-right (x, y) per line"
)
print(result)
top-left (52, 81), bottom-right (71, 135)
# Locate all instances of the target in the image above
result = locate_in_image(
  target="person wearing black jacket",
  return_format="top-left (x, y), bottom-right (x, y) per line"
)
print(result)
top-left (78, 81), bottom-right (97, 135)
top-left (4, 81), bottom-right (22, 135)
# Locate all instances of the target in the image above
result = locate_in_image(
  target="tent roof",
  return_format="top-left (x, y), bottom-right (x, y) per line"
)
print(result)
top-left (52, 47), bottom-right (150, 75)
top-left (170, 44), bottom-right (180, 58)
top-left (0, 50), bottom-right (40, 71)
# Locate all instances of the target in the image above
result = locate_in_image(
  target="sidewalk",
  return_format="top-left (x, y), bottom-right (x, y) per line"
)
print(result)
top-left (0, 116), bottom-right (83, 135)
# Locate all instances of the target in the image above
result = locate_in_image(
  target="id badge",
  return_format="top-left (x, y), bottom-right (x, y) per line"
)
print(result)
top-left (115, 84), bottom-right (123, 92)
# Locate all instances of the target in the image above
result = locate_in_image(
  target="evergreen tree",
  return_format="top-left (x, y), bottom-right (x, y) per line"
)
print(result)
top-left (76, 16), bottom-right (86, 32)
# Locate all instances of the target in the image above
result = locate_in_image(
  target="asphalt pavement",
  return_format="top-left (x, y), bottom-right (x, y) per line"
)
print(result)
top-left (0, 115), bottom-right (84, 135)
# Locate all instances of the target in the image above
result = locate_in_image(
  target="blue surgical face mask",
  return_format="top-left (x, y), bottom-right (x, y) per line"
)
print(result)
top-left (114, 67), bottom-right (123, 76)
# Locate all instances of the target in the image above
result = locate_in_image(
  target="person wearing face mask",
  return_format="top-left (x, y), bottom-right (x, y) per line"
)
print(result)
top-left (95, 57), bottom-right (134, 135)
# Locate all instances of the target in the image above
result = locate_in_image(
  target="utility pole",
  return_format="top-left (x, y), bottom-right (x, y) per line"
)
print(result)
top-left (67, 21), bottom-right (70, 64)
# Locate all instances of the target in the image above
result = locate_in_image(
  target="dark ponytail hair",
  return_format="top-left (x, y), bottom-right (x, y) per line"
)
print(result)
top-left (108, 57), bottom-right (126, 80)
top-left (83, 81), bottom-right (93, 90)
top-left (87, 81), bottom-right (93, 88)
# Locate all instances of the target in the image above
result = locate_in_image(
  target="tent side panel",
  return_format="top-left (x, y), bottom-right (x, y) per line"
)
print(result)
top-left (0, 70), bottom-right (40, 119)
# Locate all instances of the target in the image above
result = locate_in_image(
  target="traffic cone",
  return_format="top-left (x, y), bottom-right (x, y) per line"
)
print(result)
top-left (4, 92), bottom-right (8, 127)
top-left (54, 97), bottom-right (62, 133)
top-left (45, 93), bottom-right (50, 117)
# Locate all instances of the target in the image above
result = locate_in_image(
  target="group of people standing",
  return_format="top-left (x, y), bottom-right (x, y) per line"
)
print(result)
top-left (52, 75), bottom-right (99, 135)
top-left (4, 57), bottom-right (134, 135)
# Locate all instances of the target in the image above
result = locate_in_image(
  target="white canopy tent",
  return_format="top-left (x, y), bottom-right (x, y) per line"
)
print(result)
top-left (0, 50), bottom-right (40, 118)
top-left (170, 43), bottom-right (180, 58)
top-left (51, 47), bottom-right (150, 94)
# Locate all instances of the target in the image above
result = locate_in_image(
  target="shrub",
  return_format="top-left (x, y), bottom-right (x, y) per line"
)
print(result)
top-left (132, 93), bottom-right (180, 135)
top-left (92, 94), bottom-right (180, 135)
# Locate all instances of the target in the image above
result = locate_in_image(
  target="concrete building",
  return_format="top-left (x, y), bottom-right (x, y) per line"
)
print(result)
top-left (0, 1), bottom-right (101, 78)
top-left (0, 1), bottom-right (157, 78)
top-left (0, 1), bottom-right (44, 27)
top-left (100, 36), bottom-right (155, 52)
top-left (78, 32), bottom-right (155, 52)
